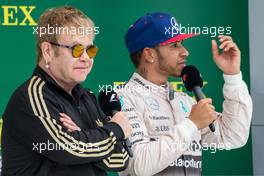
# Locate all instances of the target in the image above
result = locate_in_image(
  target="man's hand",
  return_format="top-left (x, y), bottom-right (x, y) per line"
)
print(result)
top-left (60, 112), bottom-right (132, 139)
top-left (110, 111), bottom-right (132, 139)
top-left (60, 113), bottom-right (81, 132)
top-left (189, 98), bottom-right (217, 130)
top-left (212, 35), bottom-right (241, 75)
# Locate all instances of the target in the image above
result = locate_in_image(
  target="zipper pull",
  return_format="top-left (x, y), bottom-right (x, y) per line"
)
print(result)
top-left (77, 106), bottom-right (82, 114)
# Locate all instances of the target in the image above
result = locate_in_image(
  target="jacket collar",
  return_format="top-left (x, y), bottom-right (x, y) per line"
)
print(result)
top-left (33, 66), bottom-right (86, 99)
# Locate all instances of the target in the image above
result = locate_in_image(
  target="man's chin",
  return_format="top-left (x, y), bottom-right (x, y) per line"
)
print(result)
top-left (171, 73), bottom-right (181, 78)
top-left (72, 71), bottom-right (89, 82)
top-left (73, 76), bottom-right (87, 84)
top-left (78, 77), bottom-right (87, 83)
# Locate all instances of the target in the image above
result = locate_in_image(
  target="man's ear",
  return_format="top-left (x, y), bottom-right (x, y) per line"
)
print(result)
top-left (41, 42), bottom-right (55, 63)
top-left (142, 47), bottom-right (156, 64)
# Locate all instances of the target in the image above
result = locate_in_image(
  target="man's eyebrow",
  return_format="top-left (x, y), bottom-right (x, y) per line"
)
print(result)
top-left (169, 41), bottom-right (183, 45)
top-left (69, 42), bottom-right (94, 47)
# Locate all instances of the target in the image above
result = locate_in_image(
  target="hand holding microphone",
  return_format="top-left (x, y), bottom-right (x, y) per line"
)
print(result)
top-left (181, 65), bottom-right (217, 132)
top-left (109, 111), bottom-right (132, 139)
top-left (98, 89), bottom-right (133, 157)
top-left (188, 98), bottom-right (217, 131)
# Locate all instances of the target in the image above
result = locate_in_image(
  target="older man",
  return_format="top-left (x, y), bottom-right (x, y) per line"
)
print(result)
top-left (117, 12), bottom-right (252, 176)
top-left (1, 6), bottom-right (131, 176)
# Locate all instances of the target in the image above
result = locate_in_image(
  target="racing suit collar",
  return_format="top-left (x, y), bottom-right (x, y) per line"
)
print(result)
top-left (130, 72), bottom-right (171, 100)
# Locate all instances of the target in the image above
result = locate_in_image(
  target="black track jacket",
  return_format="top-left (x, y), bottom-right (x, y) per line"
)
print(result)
top-left (1, 66), bottom-right (129, 176)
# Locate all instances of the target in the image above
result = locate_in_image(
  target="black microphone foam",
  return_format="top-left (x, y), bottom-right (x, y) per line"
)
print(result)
top-left (98, 89), bottom-right (121, 116)
top-left (181, 65), bottom-right (215, 132)
top-left (98, 89), bottom-right (134, 157)
top-left (181, 65), bottom-right (203, 92)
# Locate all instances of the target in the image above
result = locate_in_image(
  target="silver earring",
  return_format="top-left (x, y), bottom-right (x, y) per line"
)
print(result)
top-left (151, 60), bottom-right (154, 63)
top-left (45, 61), bottom-right (50, 69)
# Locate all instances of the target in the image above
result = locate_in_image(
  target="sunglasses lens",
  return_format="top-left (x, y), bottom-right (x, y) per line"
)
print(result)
top-left (73, 44), bottom-right (84, 58)
top-left (87, 45), bottom-right (98, 58)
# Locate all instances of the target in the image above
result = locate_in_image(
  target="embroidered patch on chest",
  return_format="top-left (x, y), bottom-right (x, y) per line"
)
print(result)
top-left (144, 97), bottom-right (160, 111)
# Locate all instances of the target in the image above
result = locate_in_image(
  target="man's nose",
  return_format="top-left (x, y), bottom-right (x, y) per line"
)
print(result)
top-left (181, 46), bottom-right (189, 57)
top-left (79, 51), bottom-right (90, 62)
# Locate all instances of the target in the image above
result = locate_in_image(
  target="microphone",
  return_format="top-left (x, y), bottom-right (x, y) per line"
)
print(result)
top-left (98, 89), bottom-right (133, 157)
top-left (181, 65), bottom-right (215, 132)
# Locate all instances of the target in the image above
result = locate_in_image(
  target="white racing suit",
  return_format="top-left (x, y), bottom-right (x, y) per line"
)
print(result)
top-left (116, 72), bottom-right (252, 176)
